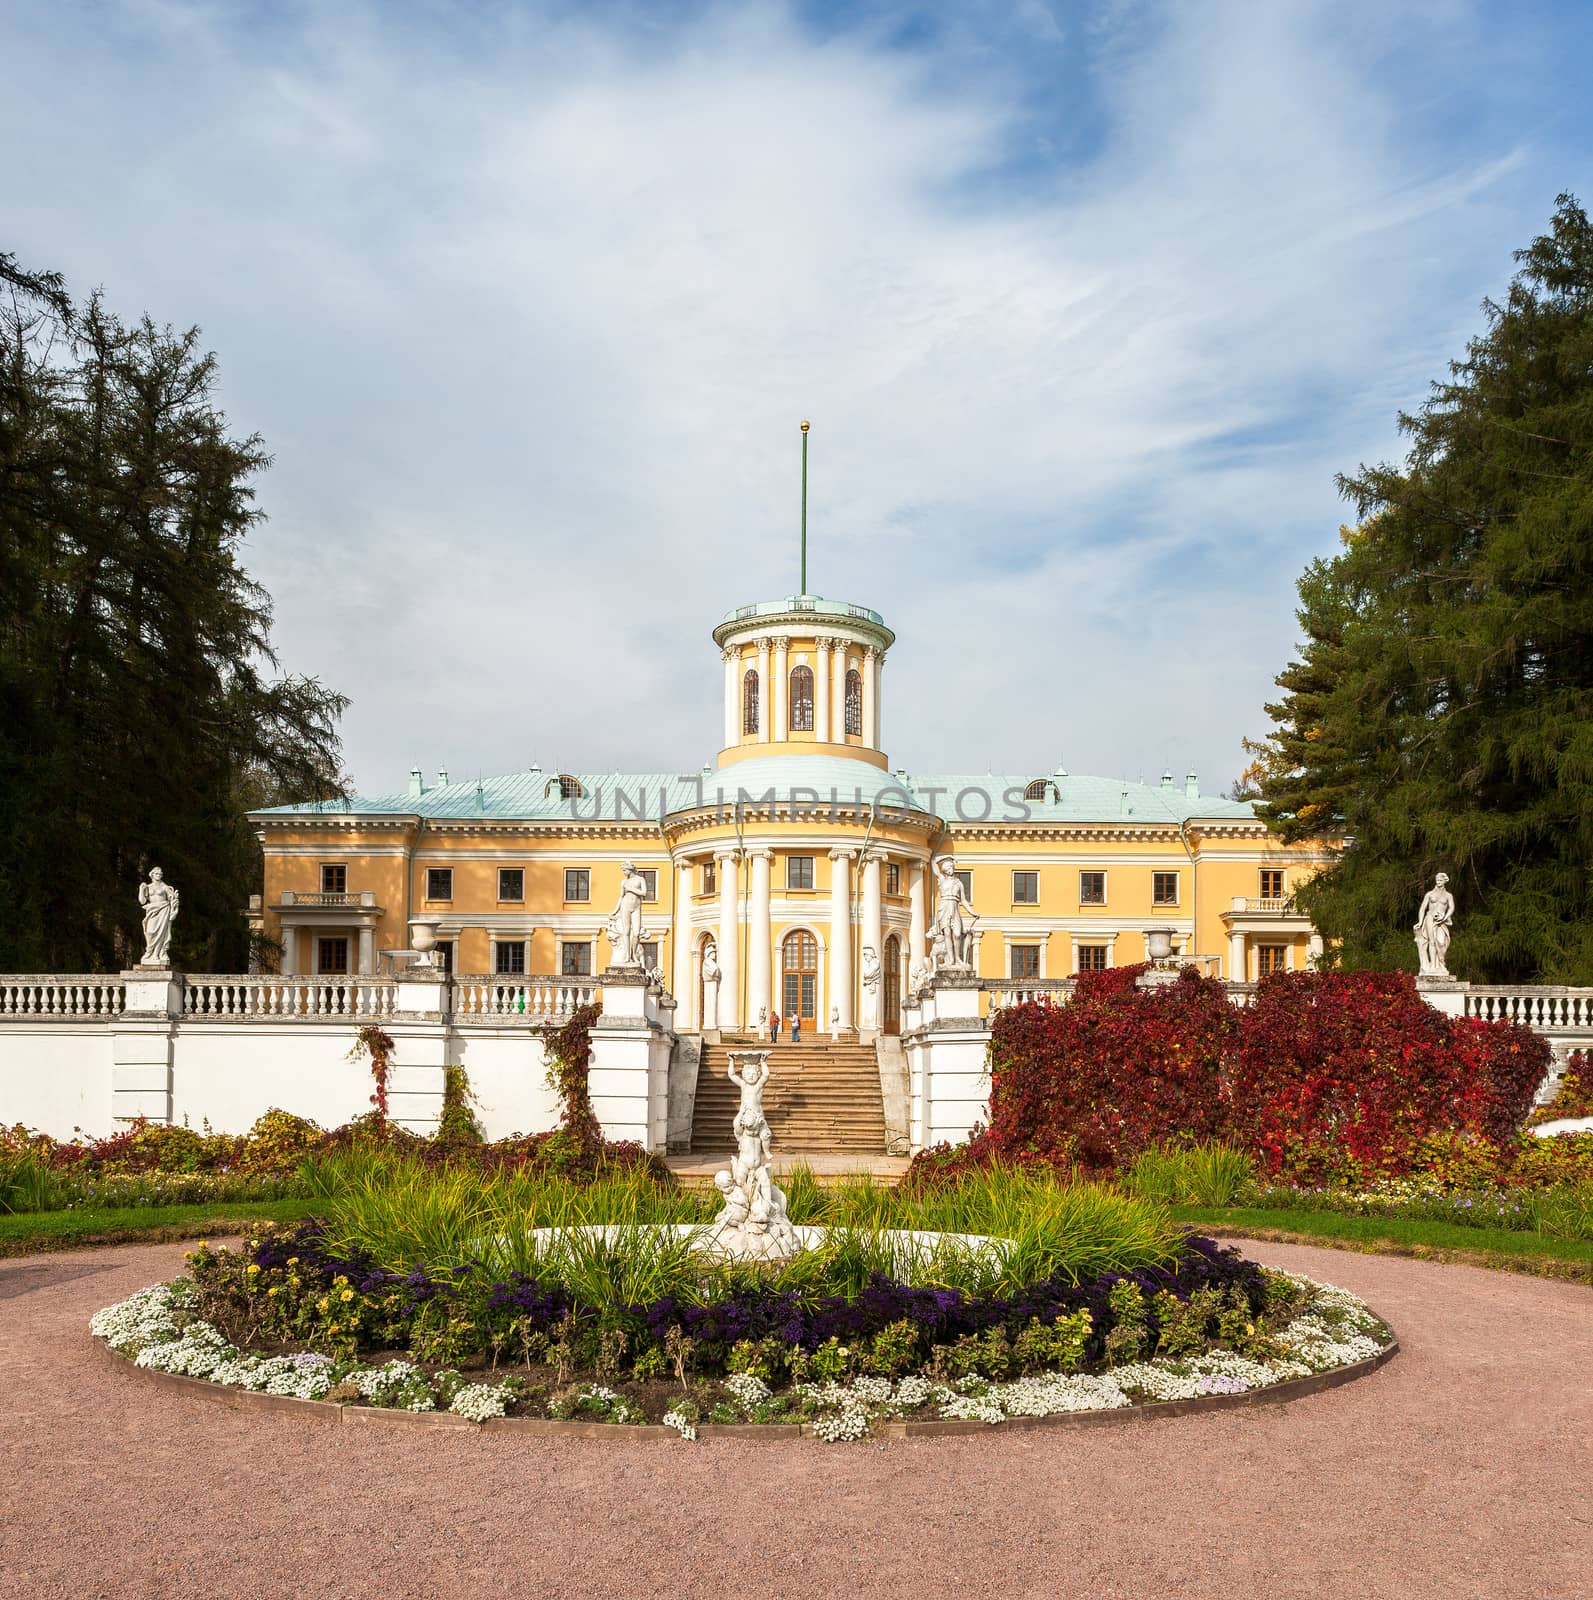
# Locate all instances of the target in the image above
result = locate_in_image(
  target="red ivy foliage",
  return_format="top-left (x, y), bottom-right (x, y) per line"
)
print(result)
top-left (988, 964), bottom-right (1236, 1167)
top-left (984, 967), bottom-right (1549, 1178)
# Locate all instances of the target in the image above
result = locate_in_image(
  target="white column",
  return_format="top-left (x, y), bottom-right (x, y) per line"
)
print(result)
top-left (772, 636), bottom-right (789, 741)
top-left (831, 642), bottom-right (849, 743)
top-left (358, 926), bottom-right (375, 976)
top-left (1229, 930), bottom-right (1247, 983)
top-left (871, 649), bottom-right (884, 747)
top-left (716, 848), bottom-right (741, 1031)
top-left (722, 647), bottom-right (739, 747)
top-left (860, 851), bottom-right (883, 1036)
top-left (815, 638), bottom-right (832, 744)
top-left (863, 647), bottom-right (881, 751)
top-left (279, 920), bottom-right (298, 976)
top-left (673, 858), bottom-right (694, 1009)
top-left (755, 637), bottom-right (771, 742)
top-left (828, 848), bottom-right (854, 1033)
top-left (747, 848), bottom-right (772, 1023)
top-left (908, 864), bottom-right (927, 964)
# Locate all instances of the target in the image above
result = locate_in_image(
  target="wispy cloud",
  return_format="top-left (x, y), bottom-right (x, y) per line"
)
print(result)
top-left (5, 0), bottom-right (1587, 790)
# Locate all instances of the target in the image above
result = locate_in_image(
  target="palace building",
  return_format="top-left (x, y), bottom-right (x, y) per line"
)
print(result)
top-left (251, 591), bottom-right (1338, 1038)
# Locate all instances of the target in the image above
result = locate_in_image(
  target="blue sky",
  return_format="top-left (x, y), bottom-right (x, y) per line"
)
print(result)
top-left (6, 0), bottom-right (1592, 794)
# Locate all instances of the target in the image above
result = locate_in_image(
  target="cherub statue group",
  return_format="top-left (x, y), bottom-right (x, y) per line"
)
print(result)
top-left (705, 1051), bottom-right (798, 1261)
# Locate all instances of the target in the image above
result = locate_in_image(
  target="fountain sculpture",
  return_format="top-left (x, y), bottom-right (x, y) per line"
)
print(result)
top-left (704, 1051), bottom-right (799, 1261)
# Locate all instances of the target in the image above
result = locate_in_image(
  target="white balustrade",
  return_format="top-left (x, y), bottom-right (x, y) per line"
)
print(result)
top-left (183, 975), bottom-right (396, 1020)
top-left (0, 976), bottom-right (126, 1018)
top-left (452, 974), bottom-right (600, 1023)
top-left (1463, 986), bottom-right (1593, 1033)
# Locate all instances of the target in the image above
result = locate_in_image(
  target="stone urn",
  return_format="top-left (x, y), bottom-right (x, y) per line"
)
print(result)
top-left (1145, 928), bottom-right (1176, 961)
top-left (407, 916), bottom-right (443, 966)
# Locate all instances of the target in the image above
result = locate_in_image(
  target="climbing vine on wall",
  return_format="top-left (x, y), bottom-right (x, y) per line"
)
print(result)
top-left (547, 1003), bottom-right (602, 1140)
top-left (348, 1024), bottom-right (396, 1123)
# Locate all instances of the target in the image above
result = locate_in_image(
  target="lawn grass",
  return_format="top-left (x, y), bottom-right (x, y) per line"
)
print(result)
top-left (0, 1198), bottom-right (319, 1257)
top-left (1174, 1203), bottom-right (1593, 1282)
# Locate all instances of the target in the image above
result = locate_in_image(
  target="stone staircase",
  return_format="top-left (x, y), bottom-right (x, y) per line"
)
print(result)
top-left (689, 1039), bottom-right (888, 1155)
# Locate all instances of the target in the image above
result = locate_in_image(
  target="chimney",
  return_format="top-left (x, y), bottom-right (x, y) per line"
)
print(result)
top-left (408, 767), bottom-right (424, 798)
top-left (437, 767), bottom-right (449, 788)
top-left (1160, 770), bottom-right (1174, 789)
top-left (1185, 771), bottom-right (1199, 799)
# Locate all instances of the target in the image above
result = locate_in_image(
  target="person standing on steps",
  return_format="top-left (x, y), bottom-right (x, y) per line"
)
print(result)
top-left (769, 1010), bottom-right (781, 1044)
top-left (790, 1012), bottom-right (801, 1045)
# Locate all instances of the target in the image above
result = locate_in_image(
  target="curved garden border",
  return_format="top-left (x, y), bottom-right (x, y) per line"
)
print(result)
top-left (91, 1327), bottom-right (1399, 1440)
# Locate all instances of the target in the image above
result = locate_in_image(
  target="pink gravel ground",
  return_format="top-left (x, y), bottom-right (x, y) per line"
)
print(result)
top-left (1, 1236), bottom-right (1589, 1600)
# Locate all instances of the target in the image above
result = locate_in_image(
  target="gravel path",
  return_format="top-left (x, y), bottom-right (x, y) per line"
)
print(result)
top-left (2, 1237), bottom-right (1588, 1600)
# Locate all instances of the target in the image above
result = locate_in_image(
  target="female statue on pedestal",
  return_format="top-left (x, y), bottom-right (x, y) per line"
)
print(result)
top-left (605, 860), bottom-right (648, 967)
top-left (1414, 872), bottom-right (1455, 978)
top-left (700, 939), bottom-right (721, 1029)
top-left (859, 944), bottom-right (882, 1029)
top-left (137, 868), bottom-right (180, 967)
top-left (932, 857), bottom-right (976, 970)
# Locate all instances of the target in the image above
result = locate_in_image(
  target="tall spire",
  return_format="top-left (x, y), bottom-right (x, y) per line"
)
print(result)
top-left (799, 419), bottom-right (810, 595)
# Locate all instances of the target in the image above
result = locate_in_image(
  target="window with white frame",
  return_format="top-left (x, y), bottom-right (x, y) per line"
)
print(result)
top-left (564, 868), bottom-right (590, 902)
top-left (494, 940), bottom-right (527, 975)
top-left (703, 859), bottom-right (717, 895)
top-left (640, 940), bottom-right (659, 970)
top-left (426, 867), bottom-right (452, 901)
top-left (1257, 944), bottom-right (1287, 976)
top-left (1076, 944), bottom-right (1108, 972)
top-left (885, 862), bottom-right (901, 895)
top-left (317, 937), bottom-right (349, 974)
top-left (787, 856), bottom-right (815, 890)
top-left (1079, 870), bottom-right (1106, 905)
top-left (320, 863), bottom-right (347, 895)
top-left (1012, 870), bottom-right (1039, 904)
top-left (1260, 869), bottom-right (1285, 900)
top-left (498, 867), bottom-right (524, 901)
top-left (561, 941), bottom-right (593, 977)
top-left (639, 868), bottom-right (658, 901)
top-left (1152, 871), bottom-right (1180, 906)
top-left (1010, 944), bottom-right (1040, 979)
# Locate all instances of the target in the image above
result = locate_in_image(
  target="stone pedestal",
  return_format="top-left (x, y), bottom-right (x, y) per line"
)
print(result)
top-left (1415, 977), bottom-right (1469, 1018)
top-left (902, 973), bottom-right (988, 1152)
top-left (588, 969), bottom-right (674, 1150)
top-left (386, 968), bottom-right (451, 1132)
top-left (112, 969), bottom-right (184, 1124)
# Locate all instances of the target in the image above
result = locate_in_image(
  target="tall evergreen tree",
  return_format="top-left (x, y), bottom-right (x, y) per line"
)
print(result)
top-left (0, 253), bottom-right (346, 972)
top-left (1250, 195), bottom-right (1593, 982)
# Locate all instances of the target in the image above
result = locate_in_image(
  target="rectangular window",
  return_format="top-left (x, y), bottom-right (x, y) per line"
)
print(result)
top-left (1012, 870), bottom-right (1039, 904)
top-left (886, 862), bottom-right (901, 896)
top-left (1258, 944), bottom-right (1288, 976)
top-left (1076, 944), bottom-right (1108, 973)
top-left (498, 867), bottom-right (524, 902)
top-left (437, 940), bottom-right (454, 974)
top-left (640, 940), bottom-right (659, 970)
top-left (1152, 871), bottom-right (1180, 906)
top-left (494, 940), bottom-right (526, 975)
top-left (426, 867), bottom-right (452, 901)
top-left (561, 941), bottom-right (592, 977)
top-left (1079, 871), bottom-right (1106, 905)
top-left (317, 937), bottom-right (349, 975)
top-left (787, 856), bottom-right (815, 891)
top-left (1010, 944), bottom-right (1040, 979)
top-left (320, 863), bottom-right (346, 895)
top-left (564, 868), bottom-right (590, 902)
top-left (703, 860), bottom-right (717, 895)
top-left (639, 868), bottom-right (658, 901)
top-left (1260, 869), bottom-right (1285, 900)
top-left (955, 869), bottom-right (972, 899)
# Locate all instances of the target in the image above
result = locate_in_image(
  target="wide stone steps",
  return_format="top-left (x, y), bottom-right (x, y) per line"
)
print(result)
top-left (690, 1042), bottom-right (888, 1155)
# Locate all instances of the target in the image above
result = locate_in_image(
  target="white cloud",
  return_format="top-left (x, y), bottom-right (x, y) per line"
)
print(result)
top-left (2, 0), bottom-right (1577, 792)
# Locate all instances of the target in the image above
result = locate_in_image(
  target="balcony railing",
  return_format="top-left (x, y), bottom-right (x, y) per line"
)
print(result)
top-left (1463, 986), bottom-right (1593, 1033)
top-left (1230, 897), bottom-right (1299, 914)
top-left (984, 978), bottom-right (1076, 1010)
top-left (276, 890), bottom-right (378, 909)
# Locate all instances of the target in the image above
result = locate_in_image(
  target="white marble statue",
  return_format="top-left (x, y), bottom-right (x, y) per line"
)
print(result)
top-left (605, 860), bottom-right (648, 967)
top-left (704, 1051), bottom-right (798, 1261)
top-left (908, 954), bottom-right (935, 999)
top-left (1414, 872), bottom-right (1455, 978)
top-left (932, 857), bottom-right (976, 969)
top-left (860, 944), bottom-right (881, 1029)
top-left (137, 868), bottom-right (180, 967)
top-left (701, 940), bottom-right (721, 1028)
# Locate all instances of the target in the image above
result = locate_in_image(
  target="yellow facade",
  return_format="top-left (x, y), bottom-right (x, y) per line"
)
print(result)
top-left (252, 594), bottom-right (1338, 1030)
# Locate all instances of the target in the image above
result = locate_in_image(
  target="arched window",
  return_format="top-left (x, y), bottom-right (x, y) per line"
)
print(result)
top-left (782, 930), bottom-right (818, 1020)
top-left (789, 665), bottom-right (814, 732)
top-left (742, 668), bottom-right (760, 735)
top-left (844, 668), bottom-right (862, 736)
top-left (1024, 778), bottom-right (1059, 802)
top-left (545, 774), bottom-right (584, 799)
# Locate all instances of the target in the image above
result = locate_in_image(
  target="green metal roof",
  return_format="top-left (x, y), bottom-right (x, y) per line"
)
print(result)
top-left (717, 595), bottom-right (886, 627)
top-left (255, 755), bottom-right (1257, 826)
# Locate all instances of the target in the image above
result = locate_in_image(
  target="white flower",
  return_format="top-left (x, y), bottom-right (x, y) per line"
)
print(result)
top-left (450, 1383), bottom-right (511, 1422)
top-left (724, 1373), bottom-right (772, 1410)
top-left (663, 1407), bottom-right (698, 1441)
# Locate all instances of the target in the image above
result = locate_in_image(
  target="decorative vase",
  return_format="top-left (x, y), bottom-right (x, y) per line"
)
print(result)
top-left (1145, 928), bottom-right (1175, 961)
top-left (408, 916), bottom-right (442, 965)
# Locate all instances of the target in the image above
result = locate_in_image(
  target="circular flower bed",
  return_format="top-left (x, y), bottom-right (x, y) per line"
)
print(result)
top-left (90, 1223), bottom-right (1395, 1441)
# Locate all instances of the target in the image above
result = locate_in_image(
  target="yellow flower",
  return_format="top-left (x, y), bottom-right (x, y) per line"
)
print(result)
top-left (287, 1257), bottom-right (299, 1267)
top-left (267, 1286), bottom-right (279, 1297)
top-left (340, 1289), bottom-right (354, 1303)
top-left (289, 1276), bottom-right (301, 1288)
top-left (317, 1298), bottom-right (330, 1313)
top-left (247, 1264), bottom-right (261, 1276)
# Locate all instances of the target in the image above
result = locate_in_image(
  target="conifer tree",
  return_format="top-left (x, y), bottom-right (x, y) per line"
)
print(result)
top-left (0, 253), bottom-right (346, 971)
top-left (1250, 196), bottom-right (1593, 981)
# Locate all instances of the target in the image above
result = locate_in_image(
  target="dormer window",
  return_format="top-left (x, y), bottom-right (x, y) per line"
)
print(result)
top-left (545, 774), bottom-right (583, 799)
top-left (1024, 778), bottom-right (1060, 802)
